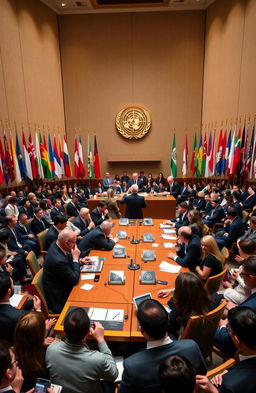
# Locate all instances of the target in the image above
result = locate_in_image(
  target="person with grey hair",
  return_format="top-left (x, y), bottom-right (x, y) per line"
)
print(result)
top-left (73, 207), bottom-right (95, 236)
top-left (78, 221), bottom-right (118, 257)
top-left (42, 228), bottom-right (81, 313)
top-left (120, 184), bottom-right (146, 219)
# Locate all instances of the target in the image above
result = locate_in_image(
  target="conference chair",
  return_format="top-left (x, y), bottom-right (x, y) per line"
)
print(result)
top-left (180, 300), bottom-right (227, 360)
top-left (37, 229), bottom-right (48, 257)
top-left (68, 216), bottom-right (75, 223)
top-left (220, 247), bottom-right (229, 264)
top-left (26, 251), bottom-right (40, 277)
top-left (32, 268), bottom-right (59, 318)
top-left (63, 203), bottom-right (68, 216)
top-left (204, 267), bottom-right (228, 295)
top-left (210, 222), bottom-right (224, 234)
top-left (203, 224), bottom-right (209, 236)
top-left (242, 210), bottom-right (249, 223)
top-left (197, 358), bottom-right (236, 393)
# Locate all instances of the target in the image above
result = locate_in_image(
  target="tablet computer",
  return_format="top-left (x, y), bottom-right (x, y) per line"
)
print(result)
top-left (133, 293), bottom-right (152, 310)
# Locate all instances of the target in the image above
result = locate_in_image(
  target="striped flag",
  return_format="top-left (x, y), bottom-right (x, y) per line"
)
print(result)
top-left (170, 133), bottom-right (177, 178)
top-left (4, 134), bottom-right (14, 182)
top-left (246, 125), bottom-right (254, 176)
top-left (58, 136), bottom-right (65, 177)
top-left (87, 134), bottom-right (94, 179)
top-left (16, 132), bottom-right (26, 180)
top-left (48, 134), bottom-right (55, 178)
top-left (35, 133), bottom-right (44, 179)
top-left (28, 133), bottom-right (38, 180)
top-left (79, 137), bottom-right (86, 178)
top-left (191, 133), bottom-right (197, 176)
top-left (53, 136), bottom-right (62, 179)
top-left (63, 135), bottom-right (72, 177)
top-left (202, 133), bottom-right (207, 176)
top-left (182, 134), bottom-right (188, 178)
top-left (195, 131), bottom-right (203, 177)
top-left (205, 131), bottom-right (212, 178)
top-left (10, 133), bottom-right (22, 184)
top-left (0, 140), bottom-right (5, 185)
top-left (215, 129), bottom-right (223, 176)
top-left (94, 135), bottom-right (101, 179)
top-left (23, 133), bottom-right (33, 180)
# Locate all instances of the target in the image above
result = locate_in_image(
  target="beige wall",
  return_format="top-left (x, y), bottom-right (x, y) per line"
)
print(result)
top-left (59, 11), bottom-right (205, 178)
top-left (202, 0), bottom-right (256, 129)
top-left (0, 0), bottom-right (65, 147)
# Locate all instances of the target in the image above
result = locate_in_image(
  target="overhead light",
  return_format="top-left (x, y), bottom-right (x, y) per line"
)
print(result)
top-left (61, 2), bottom-right (66, 6)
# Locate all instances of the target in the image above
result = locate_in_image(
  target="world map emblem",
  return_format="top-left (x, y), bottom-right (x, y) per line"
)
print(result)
top-left (116, 106), bottom-right (151, 139)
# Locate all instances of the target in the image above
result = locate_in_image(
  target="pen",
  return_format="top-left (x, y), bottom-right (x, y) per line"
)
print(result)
top-left (112, 312), bottom-right (120, 320)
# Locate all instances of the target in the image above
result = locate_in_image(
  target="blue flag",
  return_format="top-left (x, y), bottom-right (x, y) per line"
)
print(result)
top-left (16, 132), bottom-right (26, 180)
top-left (222, 129), bottom-right (231, 175)
top-left (48, 135), bottom-right (55, 178)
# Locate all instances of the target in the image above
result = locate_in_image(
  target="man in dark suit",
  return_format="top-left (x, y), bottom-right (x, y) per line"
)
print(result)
top-left (0, 340), bottom-right (25, 393)
top-left (166, 176), bottom-right (181, 199)
top-left (90, 201), bottom-right (109, 226)
top-left (120, 184), bottom-right (146, 219)
top-left (30, 207), bottom-right (50, 235)
top-left (127, 172), bottom-right (144, 192)
top-left (76, 188), bottom-right (88, 207)
top-left (216, 207), bottom-right (244, 249)
top-left (43, 228), bottom-right (81, 313)
top-left (66, 195), bottom-right (81, 217)
top-left (78, 221), bottom-right (118, 257)
top-left (193, 191), bottom-right (206, 212)
top-left (214, 256), bottom-right (256, 356)
top-left (203, 198), bottom-right (225, 228)
top-left (176, 182), bottom-right (191, 204)
top-left (50, 198), bottom-right (65, 221)
top-left (0, 272), bottom-right (41, 343)
top-left (73, 208), bottom-right (95, 237)
top-left (102, 172), bottom-right (113, 191)
top-left (45, 215), bottom-right (68, 250)
top-left (18, 198), bottom-right (34, 218)
top-left (202, 193), bottom-right (213, 217)
top-left (240, 186), bottom-right (256, 210)
top-left (197, 306), bottom-right (256, 393)
top-left (164, 201), bottom-right (189, 230)
top-left (15, 213), bottom-right (39, 255)
top-left (167, 226), bottom-right (202, 271)
top-left (119, 299), bottom-right (206, 393)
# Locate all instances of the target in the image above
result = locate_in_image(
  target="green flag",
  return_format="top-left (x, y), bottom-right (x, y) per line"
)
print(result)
top-left (87, 134), bottom-right (94, 179)
top-left (170, 134), bottom-right (177, 177)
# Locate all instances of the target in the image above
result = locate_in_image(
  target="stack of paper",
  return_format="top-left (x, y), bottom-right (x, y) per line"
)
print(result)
top-left (163, 243), bottom-right (175, 248)
top-left (161, 234), bottom-right (177, 240)
top-left (159, 261), bottom-right (181, 273)
top-left (163, 229), bottom-right (176, 234)
top-left (10, 294), bottom-right (24, 307)
top-left (160, 224), bottom-right (172, 229)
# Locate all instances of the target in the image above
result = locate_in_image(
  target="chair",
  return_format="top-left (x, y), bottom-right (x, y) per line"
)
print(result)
top-left (37, 229), bottom-right (48, 256)
top-left (211, 222), bottom-right (224, 233)
top-left (207, 358), bottom-right (236, 379)
top-left (220, 247), bottom-right (229, 264)
top-left (203, 224), bottom-right (209, 236)
top-left (68, 216), bottom-right (75, 223)
top-left (180, 300), bottom-right (227, 360)
top-left (63, 203), bottom-right (68, 216)
top-left (26, 251), bottom-right (40, 277)
top-left (204, 267), bottom-right (228, 295)
top-left (242, 210), bottom-right (249, 223)
top-left (32, 269), bottom-right (59, 318)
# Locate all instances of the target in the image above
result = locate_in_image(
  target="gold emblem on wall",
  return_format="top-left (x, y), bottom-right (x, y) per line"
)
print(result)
top-left (116, 106), bottom-right (151, 139)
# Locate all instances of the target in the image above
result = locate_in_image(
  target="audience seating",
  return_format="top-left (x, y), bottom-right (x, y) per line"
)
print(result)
top-left (204, 267), bottom-right (228, 295)
top-left (26, 251), bottom-right (41, 277)
top-left (180, 300), bottom-right (227, 360)
top-left (37, 229), bottom-right (48, 256)
top-left (32, 268), bottom-right (59, 318)
top-left (220, 247), bottom-right (229, 264)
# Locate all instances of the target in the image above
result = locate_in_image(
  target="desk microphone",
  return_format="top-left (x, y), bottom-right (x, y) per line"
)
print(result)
top-left (128, 258), bottom-right (140, 271)
top-left (130, 235), bottom-right (139, 244)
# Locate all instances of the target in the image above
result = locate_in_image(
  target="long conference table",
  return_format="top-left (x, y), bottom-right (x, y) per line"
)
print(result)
top-left (54, 219), bottom-right (187, 341)
top-left (88, 195), bottom-right (176, 219)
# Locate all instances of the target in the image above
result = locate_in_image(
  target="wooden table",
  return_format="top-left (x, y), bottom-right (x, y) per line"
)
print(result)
top-left (88, 195), bottom-right (176, 219)
top-left (55, 219), bottom-right (186, 340)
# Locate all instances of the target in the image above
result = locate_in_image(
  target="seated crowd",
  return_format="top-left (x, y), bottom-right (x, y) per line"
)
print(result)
top-left (0, 173), bottom-right (256, 393)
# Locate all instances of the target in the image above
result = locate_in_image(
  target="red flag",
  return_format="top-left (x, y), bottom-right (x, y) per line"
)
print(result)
top-left (28, 133), bottom-right (38, 180)
top-left (0, 139), bottom-right (7, 184)
top-left (0, 139), bottom-right (4, 184)
top-left (93, 136), bottom-right (101, 179)
top-left (4, 135), bottom-right (14, 182)
top-left (208, 130), bottom-right (216, 175)
top-left (74, 137), bottom-right (80, 178)
top-left (232, 127), bottom-right (242, 174)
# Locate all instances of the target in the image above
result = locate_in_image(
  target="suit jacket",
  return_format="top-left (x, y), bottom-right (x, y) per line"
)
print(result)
top-left (73, 216), bottom-right (92, 236)
top-left (18, 205), bottom-right (34, 219)
top-left (204, 205), bottom-right (225, 226)
top-left (15, 222), bottom-right (33, 242)
top-left (241, 194), bottom-right (256, 210)
top-left (240, 291), bottom-right (256, 309)
top-left (102, 177), bottom-right (113, 190)
top-left (203, 201), bottom-right (213, 216)
top-left (50, 206), bottom-right (65, 221)
top-left (77, 193), bottom-right (88, 207)
top-left (66, 202), bottom-right (80, 217)
top-left (193, 197), bottom-right (206, 211)
top-left (45, 226), bottom-right (59, 250)
top-left (90, 208), bottom-right (108, 226)
top-left (171, 211), bottom-right (189, 230)
top-left (119, 339), bottom-right (206, 393)
top-left (104, 198), bottom-right (121, 219)
top-left (120, 193), bottom-right (146, 219)
top-left (240, 228), bottom-right (256, 241)
top-left (4, 227), bottom-right (25, 255)
top-left (42, 242), bottom-right (80, 313)
top-left (0, 304), bottom-right (27, 343)
top-left (176, 234), bottom-right (202, 271)
top-left (223, 216), bottom-right (244, 248)
top-left (219, 357), bottom-right (256, 393)
top-left (30, 216), bottom-right (50, 235)
top-left (167, 181), bottom-right (181, 199)
top-left (78, 226), bottom-right (115, 256)
top-left (127, 179), bottom-right (144, 192)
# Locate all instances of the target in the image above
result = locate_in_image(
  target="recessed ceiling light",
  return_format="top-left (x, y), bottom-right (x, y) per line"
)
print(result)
top-left (61, 2), bottom-right (66, 6)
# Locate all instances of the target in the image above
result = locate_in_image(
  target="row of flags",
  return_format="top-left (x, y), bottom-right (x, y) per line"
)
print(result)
top-left (170, 123), bottom-right (256, 179)
top-left (0, 132), bottom-right (101, 185)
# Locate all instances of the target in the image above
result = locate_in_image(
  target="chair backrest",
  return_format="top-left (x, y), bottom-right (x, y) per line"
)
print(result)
top-left (25, 251), bottom-right (40, 277)
top-left (32, 268), bottom-right (49, 318)
top-left (220, 247), bottom-right (229, 264)
top-left (204, 267), bottom-right (228, 295)
top-left (37, 229), bottom-right (48, 253)
top-left (68, 216), bottom-right (75, 223)
top-left (203, 224), bottom-right (209, 236)
top-left (63, 203), bottom-right (68, 216)
top-left (242, 210), bottom-right (249, 223)
top-left (180, 300), bottom-right (227, 359)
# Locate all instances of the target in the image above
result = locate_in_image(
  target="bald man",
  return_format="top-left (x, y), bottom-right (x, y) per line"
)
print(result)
top-left (42, 229), bottom-right (81, 313)
top-left (120, 184), bottom-right (146, 219)
top-left (78, 221), bottom-right (118, 257)
top-left (167, 226), bottom-right (202, 271)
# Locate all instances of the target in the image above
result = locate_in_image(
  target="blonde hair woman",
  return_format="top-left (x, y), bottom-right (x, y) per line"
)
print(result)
top-left (195, 235), bottom-right (224, 281)
top-left (104, 188), bottom-right (121, 219)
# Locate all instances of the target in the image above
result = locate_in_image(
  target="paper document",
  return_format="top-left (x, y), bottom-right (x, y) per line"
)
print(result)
top-left (81, 274), bottom-right (95, 280)
top-left (88, 256), bottom-right (99, 262)
top-left (152, 243), bottom-right (159, 247)
top-left (160, 224), bottom-right (172, 229)
top-left (161, 234), bottom-right (176, 240)
top-left (80, 283), bottom-right (94, 291)
top-left (106, 309), bottom-right (124, 321)
top-left (163, 229), bottom-right (176, 234)
top-left (114, 357), bottom-right (124, 382)
top-left (10, 294), bottom-right (24, 307)
top-left (163, 243), bottom-right (175, 248)
top-left (159, 261), bottom-right (181, 273)
top-left (91, 308), bottom-right (108, 320)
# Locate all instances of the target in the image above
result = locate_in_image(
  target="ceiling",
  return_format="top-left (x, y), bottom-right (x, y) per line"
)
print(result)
top-left (40, 0), bottom-right (216, 14)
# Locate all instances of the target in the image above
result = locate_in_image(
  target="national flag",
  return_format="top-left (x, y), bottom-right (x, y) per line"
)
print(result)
top-left (35, 133), bottom-right (44, 179)
top-left (53, 136), bottom-right (62, 179)
top-left (16, 132), bottom-right (26, 180)
top-left (202, 133), bottom-right (207, 176)
top-left (246, 125), bottom-right (254, 176)
top-left (250, 126), bottom-right (256, 178)
top-left (195, 131), bottom-right (203, 177)
top-left (205, 131), bottom-right (212, 178)
top-left (208, 130), bottom-right (216, 176)
top-left (239, 125), bottom-right (247, 174)
top-left (74, 137), bottom-right (79, 178)
top-left (78, 137), bottom-right (86, 178)
top-left (191, 134), bottom-right (197, 176)
top-left (23, 133), bottom-right (33, 180)
top-left (39, 134), bottom-right (52, 179)
top-left (182, 134), bottom-right (188, 178)
top-left (28, 133), bottom-right (38, 180)
top-left (48, 135), bottom-right (55, 178)
top-left (87, 135), bottom-right (94, 179)
top-left (0, 138), bottom-right (8, 184)
top-left (232, 127), bottom-right (242, 174)
top-left (215, 129), bottom-right (223, 176)
top-left (10, 133), bottom-right (22, 184)
top-left (0, 140), bottom-right (5, 184)
top-left (221, 130), bottom-right (227, 175)
top-left (170, 133), bottom-right (177, 177)
top-left (94, 135), bottom-right (101, 179)
top-left (228, 127), bottom-right (236, 176)
top-left (63, 135), bottom-right (72, 177)
top-left (58, 136), bottom-right (65, 176)
top-left (4, 134), bottom-right (14, 182)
